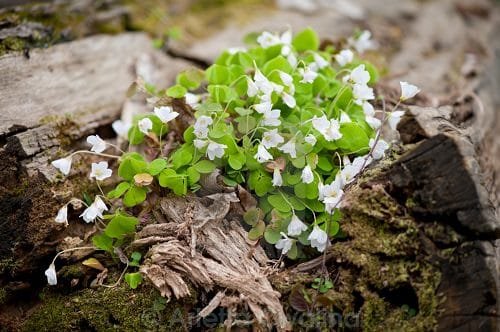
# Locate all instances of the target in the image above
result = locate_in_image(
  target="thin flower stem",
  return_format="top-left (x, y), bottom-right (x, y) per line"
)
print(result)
top-left (101, 262), bottom-right (129, 288)
top-left (278, 190), bottom-right (295, 213)
top-left (105, 142), bottom-right (125, 154)
top-left (69, 150), bottom-right (120, 159)
top-left (51, 246), bottom-right (97, 266)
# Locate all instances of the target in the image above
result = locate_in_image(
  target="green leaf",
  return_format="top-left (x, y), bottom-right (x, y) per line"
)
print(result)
top-left (193, 160), bottom-right (216, 174)
top-left (123, 186), bottom-right (147, 207)
top-left (248, 220), bottom-right (265, 240)
top-left (166, 84), bottom-right (187, 98)
top-left (292, 27), bottom-right (319, 52)
top-left (205, 64), bottom-right (230, 85)
top-left (92, 233), bottom-right (113, 252)
top-left (262, 55), bottom-right (293, 75)
top-left (158, 169), bottom-right (187, 195)
top-left (104, 214), bottom-right (138, 239)
top-left (235, 115), bottom-right (256, 134)
top-left (328, 221), bottom-right (340, 237)
top-left (264, 225), bottom-right (281, 244)
top-left (243, 208), bottom-right (262, 226)
top-left (337, 123), bottom-right (369, 153)
top-left (267, 194), bottom-right (291, 213)
top-left (118, 156), bottom-right (147, 181)
top-left (148, 158), bottom-right (167, 175)
top-left (170, 144), bottom-right (194, 169)
top-left (287, 242), bottom-right (298, 259)
top-left (107, 182), bottom-right (131, 199)
top-left (228, 153), bottom-right (245, 170)
top-left (176, 68), bottom-right (205, 90)
top-left (128, 125), bottom-right (144, 145)
top-left (124, 272), bottom-right (142, 289)
top-left (186, 166), bottom-right (200, 185)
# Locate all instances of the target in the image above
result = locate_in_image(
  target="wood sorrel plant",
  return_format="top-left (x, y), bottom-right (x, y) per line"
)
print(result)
top-left (47, 28), bottom-right (420, 285)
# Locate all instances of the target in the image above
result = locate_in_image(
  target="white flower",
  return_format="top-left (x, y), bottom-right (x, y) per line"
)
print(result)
top-left (287, 53), bottom-right (298, 67)
top-left (366, 116), bottom-right (381, 129)
top-left (253, 69), bottom-right (274, 95)
top-left (278, 139), bottom-right (297, 158)
top-left (261, 109), bottom-right (281, 127)
top-left (304, 134), bottom-right (317, 146)
top-left (90, 161), bottom-right (112, 181)
top-left (320, 177), bottom-right (344, 213)
top-left (301, 165), bottom-right (314, 184)
top-left (312, 116), bottom-right (342, 141)
top-left (353, 84), bottom-right (374, 104)
top-left (275, 233), bottom-right (294, 254)
top-left (312, 115), bottom-right (330, 133)
top-left (206, 141), bottom-right (227, 160)
top-left (340, 157), bottom-right (365, 185)
top-left (400, 81), bottom-right (420, 101)
top-left (154, 106), bottom-right (179, 123)
top-left (194, 115), bottom-right (213, 138)
top-left (254, 101), bottom-right (273, 114)
top-left (112, 120), bottom-right (132, 138)
top-left (280, 29), bottom-right (292, 45)
top-left (185, 93), bottom-right (201, 107)
top-left (272, 83), bottom-right (284, 94)
top-left (247, 78), bottom-right (259, 97)
top-left (340, 112), bottom-right (351, 123)
top-left (45, 263), bottom-right (57, 285)
top-left (86, 135), bottom-right (106, 153)
top-left (388, 110), bottom-right (405, 130)
top-left (272, 168), bottom-right (283, 187)
top-left (194, 139), bottom-right (208, 149)
top-left (254, 144), bottom-right (273, 163)
top-left (362, 101), bottom-right (375, 116)
top-left (138, 118), bottom-right (153, 134)
top-left (262, 129), bottom-right (284, 148)
top-left (349, 30), bottom-right (377, 54)
top-left (288, 214), bottom-right (308, 236)
top-left (257, 31), bottom-right (281, 48)
top-left (51, 157), bottom-right (72, 176)
top-left (80, 196), bottom-right (108, 223)
top-left (55, 205), bottom-right (68, 225)
top-left (335, 49), bottom-right (354, 67)
top-left (313, 53), bottom-right (329, 69)
top-left (282, 92), bottom-right (296, 108)
top-left (279, 71), bottom-right (293, 87)
top-left (369, 138), bottom-right (390, 160)
top-left (227, 47), bottom-right (246, 54)
top-left (350, 64), bottom-right (370, 85)
top-left (299, 66), bottom-right (318, 84)
top-left (308, 225), bottom-right (328, 252)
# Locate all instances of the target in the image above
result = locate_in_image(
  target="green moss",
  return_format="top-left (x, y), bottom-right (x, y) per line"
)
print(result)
top-left (23, 284), bottom-right (194, 331)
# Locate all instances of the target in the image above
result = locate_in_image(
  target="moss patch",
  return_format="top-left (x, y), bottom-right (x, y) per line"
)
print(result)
top-left (23, 284), bottom-right (194, 331)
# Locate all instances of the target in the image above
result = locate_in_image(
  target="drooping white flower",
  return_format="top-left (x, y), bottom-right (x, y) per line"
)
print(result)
top-left (353, 83), bottom-right (375, 105)
top-left (388, 110), bottom-right (405, 130)
top-left (80, 196), bottom-right (108, 223)
top-left (366, 116), bottom-right (382, 129)
top-left (112, 120), bottom-right (132, 138)
top-left (279, 71), bottom-right (293, 87)
top-left (261, 109), bottom-right (281, 127)
top-left (304, 134), bottom-right (317, 146)
top-left (154, 106), bottom-right (179, 123)
top-left (288, 214), bottom-right (308, 236)
top-left (312, 116), bottom-right (342, 141)
top-left (312, 115), bottom-right (330, 133)
top-left (308, 225), bottom-right (328, 252)
top-left (254, 101), bottom-right (273, 114)
top-left (253, 69), bottom-right (273, 95)
top-left (194, 139), bottom-right (208, 149)
top-left (254, 144), bottom-right (273, 163)
top-left (349, 30), bottom-right (377, 54)
top-left (362, 101), bottom-right (375, 116)
top-left (272, 83), bottom-right (284, 94)
top-left (299, 66), bottom-right (318, 84)
top-left (350, 64), bottom-right (370, 85)
top-left (313, 53), bottom-right (329, 69)
top-left (278, 139), bottom-right (297, 158)
top-left (55, 205), bottom-right (68, 225)
top-left (335, 49), bottom-right (354, 67)
top-left (287, 52), bottom-right (298, 68)
top-left (280, 29), bottom-right (292, 45)
top-left (262, 129), bottom-right (284, 148)
top-left (51, 157), bottom-right (72, 176)
top-left (185, 93), bottom-right (201, 108)
top-left (399, 81), bottom-right (420, 101)
top-left (138, 118), bottom-right (153, 134)
top-left (90, 161), bottom-right (112, 181)
top-left (86, 135), bottom-right (106, 153)
top-left (282, 92), bottom-right (296, 108)
top-left (45, 263), bottom-right (57, 286)
top-left (272, 168), bottom-right (283, 187)
top-left (301, 165), bottom-right (314, 184)
top-left (369, 138), bottom-right (390, 160)
top-left (194, 115), bottom-right (213, 138)
top-left (257, 31), bottom-right (281, 48)
top-left (206, 141), bottom-right (227, 160)
top-left (340, 157), bottom-right (365, 185)
top-left (275, 233), bottom-right (294, 254)
top-left (247, 78), bottom-right (259, 97)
